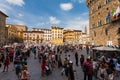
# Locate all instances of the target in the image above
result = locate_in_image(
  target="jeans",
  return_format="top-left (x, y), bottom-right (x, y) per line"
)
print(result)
top-left (84, 72), bottom-right (92, 80)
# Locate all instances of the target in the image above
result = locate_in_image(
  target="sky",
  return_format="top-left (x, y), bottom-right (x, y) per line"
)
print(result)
top-left (0, 0), bottom-right (89, 32)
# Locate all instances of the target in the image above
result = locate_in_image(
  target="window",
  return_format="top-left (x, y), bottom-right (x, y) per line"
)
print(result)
top-left (98, 3), bottom-right (101, 9)
top-left (118, 28), bottom-right (120, 34)
top-left (92, 8), bottom-right (95, 14)
top-left (92, 23), bottom-right (95, 28)
top-left (106, 0), bottom-right (110, 4)
top-left (107, 8), bottom-right (109, 10)
top-left (98, 20), bottom-right (102, 26)
top-left (94, 31), bottom-right (96, 37)
top-left (105, 28), bottom-right (108, 35)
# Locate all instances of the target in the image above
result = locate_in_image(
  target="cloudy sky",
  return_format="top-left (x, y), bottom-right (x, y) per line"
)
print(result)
top-left (0, 0), bottom-right (89, 32)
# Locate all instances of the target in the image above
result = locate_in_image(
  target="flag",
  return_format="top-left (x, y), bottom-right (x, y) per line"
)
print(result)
top-left (113, 6), bottom-right (120, 17)
top-left (106, 11), bottom-right (110, 19)
top-left (106, 11), bottom-right (111, 23)
top-left (112, 9), bottom-right (115, 16)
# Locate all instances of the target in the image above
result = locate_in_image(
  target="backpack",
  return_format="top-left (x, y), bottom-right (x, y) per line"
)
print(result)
top-left (83, 64), bottom-right (88, 72)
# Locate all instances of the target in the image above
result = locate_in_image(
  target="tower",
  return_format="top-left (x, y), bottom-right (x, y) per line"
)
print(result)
top-left (84, 25), bottom-right (87, 34)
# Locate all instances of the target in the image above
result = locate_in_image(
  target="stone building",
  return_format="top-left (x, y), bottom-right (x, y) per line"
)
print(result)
top-left (63, 29), bottom-right (82, 44)
top-left (0, 11), bottom-right (8, 44)
top-left (6, 24), bottom-right (28, 43)
top-left (51, 26), bottom-right (63, 45)
top-left (32, 28), bottom-right (52, 44)
top-left (79, 33), bottom-right (90, 45)
top-left (6, 24), bottom-right (18, 43)
top-left (63, 30), bottom-right (75, 44)
top-left (86, 0), bottom-right (120, 46)
top-left (23, 31), bottom-right (44, 44)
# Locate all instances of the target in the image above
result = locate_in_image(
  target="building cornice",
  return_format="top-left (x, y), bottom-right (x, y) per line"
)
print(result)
top-left (23, 31), bottom-right (44, 33)
top-left (0, 10), bottom-right (8, 17)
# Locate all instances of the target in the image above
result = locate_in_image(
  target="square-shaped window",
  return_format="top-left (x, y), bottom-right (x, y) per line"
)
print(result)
top-left (106, 0), bottom-right (110, 4)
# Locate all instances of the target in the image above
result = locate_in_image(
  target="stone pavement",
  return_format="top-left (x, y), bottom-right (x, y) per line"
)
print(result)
top-left (0, 49), bottom-right (89, 80)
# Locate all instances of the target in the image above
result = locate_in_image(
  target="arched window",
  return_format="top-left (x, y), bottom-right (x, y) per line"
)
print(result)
top-left (94, 31), bottom-right (96, 37)
top-left (98, 20), bottom-right (102, 26)
top-left (98, 3), bottom-right (101, 10)
top-left (105, 28), bottom-right (108, 35)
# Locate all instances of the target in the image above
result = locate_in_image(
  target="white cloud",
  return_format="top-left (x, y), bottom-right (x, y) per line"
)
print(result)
top-left (18, 13), bottom-right (24, 17)
top-left (60, 3), bottom-right (73, 11)
top-left (0, 3), bottom-right (12, 14)
top-left (36, 22), bottom-right (46, 27)
top-left (49, 16), bottom-right (61, 24)
top-left (6, 0), bottom-right (25, 6)
top-left (71, 0), bottom-right (85, 3)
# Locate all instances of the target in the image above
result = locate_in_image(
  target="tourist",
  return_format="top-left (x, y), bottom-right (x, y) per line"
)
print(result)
top-left (3, 55), bottom-right (10, 72)
top-left (41, 56), bottom-right (46, 77)
top-left (75, 52), bottom-right (78, 66)
top-left (83, 58), bottom-right (93, 80)
top-left (97, 64), bottom-right (107, 80)
top-left (67, 61), bottom-right (75, 80)
top-left (19, 66), bottom-right (30, 80)
top-left (58, 54), bottom-right (62, 68)
top-left (80, 54), bottom-right (84, 66)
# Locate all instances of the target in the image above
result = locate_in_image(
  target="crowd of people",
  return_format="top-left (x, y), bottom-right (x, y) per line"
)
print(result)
top-left (0, 44), bottom-right (120, 80)
top-left (0, 45), bottom-right (30, 80)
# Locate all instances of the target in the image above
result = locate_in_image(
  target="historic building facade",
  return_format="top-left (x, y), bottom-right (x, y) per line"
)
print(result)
top-left (23, 31), bottom-right (44, 44)
top-left (32, 28), bottom-right (52, 44)
top-left (6, 24), bottom-right (18, 43)
top-left (63, 30), bottom-right (75, 44)
top-left (0, 11), bottom-right (8, 44)
top-left (6, 24), bottom-right (28, 43)
top-left (79, 33), bottom-right (90, 45)
top-left (51, 26), bottom-right (63, 44)
top-left (63, 30), bottom-right (82, 44)
top-left (86, 0), bottom-right (120, 46)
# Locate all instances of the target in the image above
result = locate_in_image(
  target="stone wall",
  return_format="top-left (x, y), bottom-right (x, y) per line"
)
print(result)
top-left (87, 0), bottom-right (120, 46)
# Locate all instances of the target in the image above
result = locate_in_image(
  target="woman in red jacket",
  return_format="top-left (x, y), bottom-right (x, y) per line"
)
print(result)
top-left (3, 55), bottom-right (10, 72)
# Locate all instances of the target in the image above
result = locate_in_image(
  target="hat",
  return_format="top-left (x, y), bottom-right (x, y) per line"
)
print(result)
top-left (69, 60), bottom-right (73, 64)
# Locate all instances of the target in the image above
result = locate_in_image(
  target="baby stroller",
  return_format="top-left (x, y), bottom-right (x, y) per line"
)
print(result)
top-left (45, 65), bottom-right (52, 76)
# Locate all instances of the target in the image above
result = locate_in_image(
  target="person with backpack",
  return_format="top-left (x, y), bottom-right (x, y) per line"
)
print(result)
top-left (83, 58), bottom-right (93, 80)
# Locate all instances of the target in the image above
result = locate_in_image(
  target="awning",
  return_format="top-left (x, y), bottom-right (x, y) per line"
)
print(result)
top-left (92, 46), bottom-right (120, 51)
